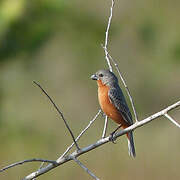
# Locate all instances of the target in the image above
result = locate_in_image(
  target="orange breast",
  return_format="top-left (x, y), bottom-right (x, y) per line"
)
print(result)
top-left (97, 80), bottom-right (126, 126)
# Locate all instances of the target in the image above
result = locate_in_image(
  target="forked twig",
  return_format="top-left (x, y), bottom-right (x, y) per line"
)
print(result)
top-left (33, 81), bottom-right (80, 150)
top-left (102, 0), bottom-right (138, 122)
top-left (1, 100), bottom-right (179, 179)
top-left (58, 110), bottom-right (101, 160)
top-left (22, 100), bottom-right (180, 180)
top-left (103, 0), bottom-right (138, 125)
top-left (0, 110), bottom-right (101, 175)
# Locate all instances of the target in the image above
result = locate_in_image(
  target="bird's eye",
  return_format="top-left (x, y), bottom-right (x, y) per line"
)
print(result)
top-left (99, 73), bottom-right (104, 77)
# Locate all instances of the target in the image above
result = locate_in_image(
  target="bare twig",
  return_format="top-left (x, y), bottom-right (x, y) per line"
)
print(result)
top-left (0, 159), bottom-right (57, 173)
top-left (58, 110), bottom-right (101, 160)
top-left (33, 81), bottom-right (80, 150)
top-left (72, 157), bottom-right (100, 180)
top-left (105, 50), bottom-right (139, 122)
top-left (164, 113), bottom-right (180, 128)
top-left (104, 0), bottom-right (114, 72)
top-left (102, 0), bottom-right (115, 136)
top-left (22, 100), bottom-right (180, 180)
top-left (101, 0), bottom-right (138, 123)
top-left (29, 106), bottom-right (101, 180)
top-left (102, 116), bottom-right (108, 138)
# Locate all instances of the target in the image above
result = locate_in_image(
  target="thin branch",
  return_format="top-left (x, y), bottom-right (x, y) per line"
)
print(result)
top-left (164, 113), bottom-right (180, 128)
top-left (105, 50), bottom-right (138, 122)
top-left (72, 157), bottom-right (100, 180)
top-left (102, 116), bottom-right (108, 138)
top-left (104, 0), bottom-right (115, 72)
top-left (33, 81), bottom-right (80, 150)
top-left (101, 0), bottom-right (138, 122)
top-left (58, 110), bottom-right (101, 160)
top-left (25, 110), bottom-right (101, 180)
top-left (22, 100), bottom-right (180, 180)
top-left (0, 159), bottom-right (57, 173)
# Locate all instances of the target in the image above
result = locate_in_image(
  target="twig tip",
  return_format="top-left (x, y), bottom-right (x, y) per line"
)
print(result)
top-left (32, 80), bottom-right (38, 85)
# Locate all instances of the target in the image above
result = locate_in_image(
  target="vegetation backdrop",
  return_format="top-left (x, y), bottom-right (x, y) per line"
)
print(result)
top-left (0, 0), bottom-right (180, 179)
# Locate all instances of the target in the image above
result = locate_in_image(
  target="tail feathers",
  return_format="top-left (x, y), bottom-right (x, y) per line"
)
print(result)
top-left (127, 131), bottom-right (136, 158)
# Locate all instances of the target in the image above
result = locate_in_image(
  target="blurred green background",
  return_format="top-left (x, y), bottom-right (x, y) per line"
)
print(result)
top-left (0, 0), bottom-right (180, 179)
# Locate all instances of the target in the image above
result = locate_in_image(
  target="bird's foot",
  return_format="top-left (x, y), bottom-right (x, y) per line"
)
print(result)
top-left (109, 132), bottom-right (117, 144)
top-left (109, 124), bottom-right (122, 143)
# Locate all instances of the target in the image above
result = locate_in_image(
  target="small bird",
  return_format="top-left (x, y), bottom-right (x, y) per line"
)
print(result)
top-left (91, 69), bottom-right (136, 157)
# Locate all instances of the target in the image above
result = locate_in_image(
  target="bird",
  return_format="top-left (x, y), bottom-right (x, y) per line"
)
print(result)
top-left (91, 69), bottom-right (136, 158)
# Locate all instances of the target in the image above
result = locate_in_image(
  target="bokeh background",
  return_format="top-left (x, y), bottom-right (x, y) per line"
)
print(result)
top-left (0, 0), bottom-right (180, 179)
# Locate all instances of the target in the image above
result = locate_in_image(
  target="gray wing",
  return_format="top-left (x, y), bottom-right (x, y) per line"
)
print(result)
top-left (108, 85), bottom-right (133, 125)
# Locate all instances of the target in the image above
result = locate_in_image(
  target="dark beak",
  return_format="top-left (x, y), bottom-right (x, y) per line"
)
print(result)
top-left (91, 74), bottom-right (98, 80)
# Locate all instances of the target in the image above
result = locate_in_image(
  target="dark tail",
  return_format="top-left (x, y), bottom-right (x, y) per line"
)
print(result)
top-left (127, 131), bottom-right (136, 158)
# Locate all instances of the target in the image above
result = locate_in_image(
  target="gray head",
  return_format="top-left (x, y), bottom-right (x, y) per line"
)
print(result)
top-left (91, 69), bottom-right (118, 85)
